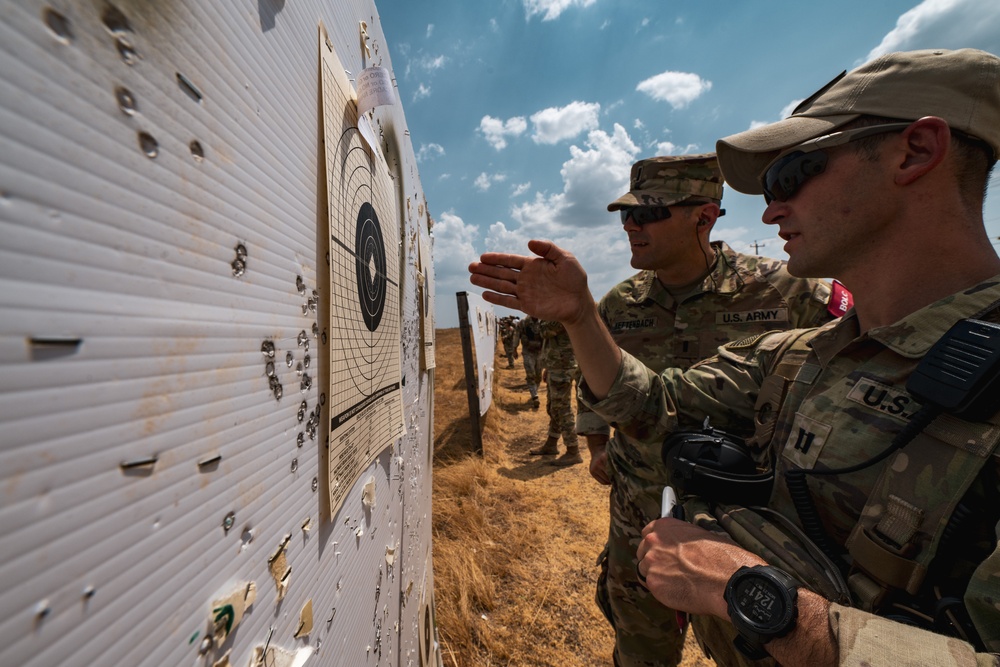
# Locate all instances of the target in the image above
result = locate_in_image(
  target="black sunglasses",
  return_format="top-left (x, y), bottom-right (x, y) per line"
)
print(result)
top-left (619, 201), bottom-right (713, 226)
top-left (761, 122), bottom-right (912, 203)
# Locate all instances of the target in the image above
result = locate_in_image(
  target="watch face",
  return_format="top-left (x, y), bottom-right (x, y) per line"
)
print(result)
top-left (733, 576), bottom-right (787, 628)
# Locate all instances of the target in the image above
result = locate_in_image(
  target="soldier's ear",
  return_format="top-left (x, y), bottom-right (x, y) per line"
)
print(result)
top-left (695, 203), bottom-right (721, 233)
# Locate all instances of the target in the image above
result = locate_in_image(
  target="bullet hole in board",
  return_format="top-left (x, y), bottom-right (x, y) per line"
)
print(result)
top-left (116, 38), bottom-right (139, 65)
top-left (101, 5), bottom-right (131, 34)
top-left (115, 86), bottom-right (136, 115)
top-left (43, 8), bottom-right (73, 42)
top-left (176, 72), bottom-right (203, 103)
top-left (138, 132), bottom-right (158, 158)
top-left (233, 244), bottom-right (248, 277)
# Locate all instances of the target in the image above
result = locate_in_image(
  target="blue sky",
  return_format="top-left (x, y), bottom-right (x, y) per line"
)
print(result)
top-left (377, 0), bottom-right (1000, 328)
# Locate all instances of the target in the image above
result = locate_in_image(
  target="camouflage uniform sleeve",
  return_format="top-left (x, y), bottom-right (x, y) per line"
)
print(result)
top-left (576, 297), bottom-right (613, 436)
top-left (580, 332), bottom-right (784, 445)
top-left (829, 603), bottom-right (1000, 666)
top-left (762, 264), bottom-right (836, 329)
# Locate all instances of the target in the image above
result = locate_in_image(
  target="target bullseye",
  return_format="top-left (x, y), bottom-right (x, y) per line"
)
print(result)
top-left (354, 202), bottom-right (387, 332)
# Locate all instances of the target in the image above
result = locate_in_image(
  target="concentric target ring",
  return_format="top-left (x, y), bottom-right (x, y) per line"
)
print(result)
top-left (354, 201), bottom-right (387, 332)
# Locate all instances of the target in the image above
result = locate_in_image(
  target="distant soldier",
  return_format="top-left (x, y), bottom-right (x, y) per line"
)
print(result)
top-left (514, 315), bottom-right (543, 408)
top-left (499, 316), bottom-right (519, 368)
top-left (530, 320), bottom-right (582, 466)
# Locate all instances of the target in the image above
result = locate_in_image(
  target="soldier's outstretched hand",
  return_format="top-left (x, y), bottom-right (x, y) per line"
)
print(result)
top-left (469, 240), bottom-right (592, 325)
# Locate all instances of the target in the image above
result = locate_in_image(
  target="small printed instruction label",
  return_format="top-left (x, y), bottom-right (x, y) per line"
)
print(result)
top-left (357, 66), bottom-right (395, 115)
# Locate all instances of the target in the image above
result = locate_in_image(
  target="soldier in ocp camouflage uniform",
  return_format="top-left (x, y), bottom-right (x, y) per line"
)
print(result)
top-left (499, 315), bottom-right (519, 368)
top-left (579, 153), bottom-right (840, 667)
top-left (531, 320), bottom-right (582, 465)
top-left (470, 48), bottom-right (1000, 666)
top-left (514, 315), bottom-right (543, 408)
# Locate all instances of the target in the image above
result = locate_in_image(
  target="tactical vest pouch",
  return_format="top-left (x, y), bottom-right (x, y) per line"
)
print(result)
top-left (845, 412), bottom-right (1000, 605)
top-left (685, 497), bottom-right (852, 605)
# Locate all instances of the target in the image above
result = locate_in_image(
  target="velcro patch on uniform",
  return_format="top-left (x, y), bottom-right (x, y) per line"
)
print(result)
top-left (846, 378), bottom-right (920, 422)
top-left (724, 332), bottom-right (768, 350)
top-left (609, 317), bottom-right (658, 333)
top-left (782, 413), bottom-right (833, 469)
top-left (716, 308), bottom-right (788, 325)
top-left (924, 412), bottom-right (1000, 457)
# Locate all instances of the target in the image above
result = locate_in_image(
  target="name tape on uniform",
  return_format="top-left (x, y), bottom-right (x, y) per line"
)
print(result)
top-left (610, 317), bottom-right (658, 332)
top-left (716, 308), bottom-right (789, 325)
top-left (846, 378), bottom-right (920, 421)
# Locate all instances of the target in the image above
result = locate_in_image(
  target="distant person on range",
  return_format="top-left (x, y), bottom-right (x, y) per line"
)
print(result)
top-left (533, 319), bottom-right (583, 466)
top-left (514, 315), bottom-right (543, 408)
top-left (499, 315), bottom-right (520, 368)
top-left (578, 153), bottom-right (841, 667)
top-left (470, 48), bottom-right (1000, 665)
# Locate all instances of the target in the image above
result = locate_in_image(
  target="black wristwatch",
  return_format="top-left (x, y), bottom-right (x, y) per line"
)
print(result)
top-left (724, 565), bottom-right (799, 660)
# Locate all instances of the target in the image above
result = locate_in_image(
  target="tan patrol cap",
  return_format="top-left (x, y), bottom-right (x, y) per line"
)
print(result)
top-left (607, 153), bottom-right (724, 211)
top-left (717, 48), bottom-right (1000, 195)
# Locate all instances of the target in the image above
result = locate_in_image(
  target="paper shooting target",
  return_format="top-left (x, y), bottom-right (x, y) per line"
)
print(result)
top-left (321, 33), bottom-right (403, 517)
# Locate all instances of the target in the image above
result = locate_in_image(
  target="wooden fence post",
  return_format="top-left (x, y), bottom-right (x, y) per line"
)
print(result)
top-left (455, 292), bottom-right (483, 455)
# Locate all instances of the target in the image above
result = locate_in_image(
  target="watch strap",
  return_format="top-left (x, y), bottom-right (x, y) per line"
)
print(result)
top-left (732, 633), bottom-right (770, 661)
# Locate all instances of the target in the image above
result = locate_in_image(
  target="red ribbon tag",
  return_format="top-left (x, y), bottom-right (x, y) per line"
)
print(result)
top-left (828, 279), bottom-right (853, 318)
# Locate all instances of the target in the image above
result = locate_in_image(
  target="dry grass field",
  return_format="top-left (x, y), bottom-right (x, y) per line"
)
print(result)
top-left (431, 328), bottom-right (714, 667)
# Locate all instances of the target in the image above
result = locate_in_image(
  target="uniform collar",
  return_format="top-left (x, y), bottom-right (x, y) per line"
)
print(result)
top-left (703, 241), bottom-right (745, 296)
top-left (869, 274), bottom-right (1000, 357)
top-left (638, 241), bottom-right (744, 305)
top-left (809, 274), bottom-right (1000, 363)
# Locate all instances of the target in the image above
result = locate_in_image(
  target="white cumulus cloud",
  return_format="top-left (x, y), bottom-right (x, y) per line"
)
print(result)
top-left (867, 0), bottom-right (1000, 60)
top-left (510, 123), bottom-right (639, 234)
top-left (418, 54), bottom-right (447, 71)
top-left (523, 0), bottom-right (597, 21)
top-left (474, 172), bottom-right (508, 192)
top-left (430, 212), bottom-right (481, 310)
top-left (530, 101), bottom-right (601, 144)
top-left (636, 71), bottom-right (712, 109)
top-left (479, 115), bottom-right (528, 150)
top-left (416, 143), bottom-right (445, 162)
top-left (511, 182), bottom-right (532, 197)
top-left (654, 140), bottom-right (700, 156)
top-left (481, 124), bottom-right (645, 304)
top-left (413, 83), bottom-right (431, 102)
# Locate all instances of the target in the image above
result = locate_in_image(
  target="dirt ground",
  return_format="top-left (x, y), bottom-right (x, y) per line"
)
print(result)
top-left (431, 328), bottom-right (714, 667)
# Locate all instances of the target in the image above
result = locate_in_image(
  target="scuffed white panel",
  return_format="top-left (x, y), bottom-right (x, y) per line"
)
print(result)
top-left (0, 1), bottom-right (437, 667)
top-left (464, 292), bottom-right (496, 415)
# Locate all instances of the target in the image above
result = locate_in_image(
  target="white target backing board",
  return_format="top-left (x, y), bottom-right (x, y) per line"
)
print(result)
top-left (320, 27), bottom-right (404, 518)
top-left (464, 292), bottom-right (496, 415)
top-left (418, 226), bottom-right (436, 371)
top-left (0, 2), bottom-right (438, 666)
